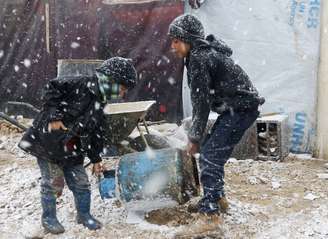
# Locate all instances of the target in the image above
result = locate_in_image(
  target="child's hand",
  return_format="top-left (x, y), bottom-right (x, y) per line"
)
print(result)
top-left (92, 162), bottom-right (104, 177)
top-left (187, 141), bottom-right (200, 157)
top-left (48, 121), bottom-right (68, 132)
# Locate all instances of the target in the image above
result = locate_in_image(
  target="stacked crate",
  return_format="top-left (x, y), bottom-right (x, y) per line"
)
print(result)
top-left (256, 114), bottom-right (289, 161)
top-left (232, 114), bottom-right (289, 161)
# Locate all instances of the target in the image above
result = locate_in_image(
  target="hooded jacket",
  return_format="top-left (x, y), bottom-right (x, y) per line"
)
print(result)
top-left (19, 75), bottom-right (106, 165)
top-left (186, 35), bottom-right (264, 143)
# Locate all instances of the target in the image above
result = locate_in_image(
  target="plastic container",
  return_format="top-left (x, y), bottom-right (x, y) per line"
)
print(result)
top-left (116, 148), bottom-right (199, 204)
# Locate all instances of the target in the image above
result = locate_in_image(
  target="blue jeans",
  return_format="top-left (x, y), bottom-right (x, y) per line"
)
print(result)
top-left (37, 158), bottom-right (90, 198)
top-left (198, 109), bottom-right (259, 213)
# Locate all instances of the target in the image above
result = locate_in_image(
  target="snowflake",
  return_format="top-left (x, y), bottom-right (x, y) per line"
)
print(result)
top-left (168, 77), bottom-right (176, 85)
top-left (70, 42), bottom-right (80, 49)
top-left (23, 59), bottom-right (31, 68)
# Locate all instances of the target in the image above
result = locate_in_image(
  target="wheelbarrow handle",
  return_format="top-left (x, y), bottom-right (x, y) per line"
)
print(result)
top-left (0, 112), bottom-right (27, 131)
top-left (7, 101), bottom-right (40, 114)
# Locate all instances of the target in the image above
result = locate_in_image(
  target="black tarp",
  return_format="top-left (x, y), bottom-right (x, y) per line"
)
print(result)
top-left (0, 0), bottom-right (56, 108)
top-left (0, 0), bottom-right (184, 121)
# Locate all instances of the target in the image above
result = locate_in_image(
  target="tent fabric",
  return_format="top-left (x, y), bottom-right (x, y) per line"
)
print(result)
top-left (0, 1), bottom-right (56, 108)
top-left (0, 0), bottom-right (184, 122)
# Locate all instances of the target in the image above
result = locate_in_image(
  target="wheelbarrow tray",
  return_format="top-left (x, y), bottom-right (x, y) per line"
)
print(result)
top-left (103, 100), bottom-right (156, 145)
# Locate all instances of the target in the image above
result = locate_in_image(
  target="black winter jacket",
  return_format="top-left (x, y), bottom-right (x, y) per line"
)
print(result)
top-left (186, 35), bottom-right (264, 143)
top-left (19, 75), bottom-right (106, 165)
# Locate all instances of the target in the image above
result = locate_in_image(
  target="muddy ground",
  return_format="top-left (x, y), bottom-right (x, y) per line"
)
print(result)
top-left (0, 121), bottom-right (328, 239)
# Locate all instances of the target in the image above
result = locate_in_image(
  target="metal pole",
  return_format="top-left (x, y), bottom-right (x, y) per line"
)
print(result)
top-left (45, 2), bottom-right (50, 53)
top-left (315, 1), bottom-right (328, 159)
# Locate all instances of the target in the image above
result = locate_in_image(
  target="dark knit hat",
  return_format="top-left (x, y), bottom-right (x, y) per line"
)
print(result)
top-left (96, 57), bottom-right (137, 89)
top-left (168, 14), bottom-right (205, 44)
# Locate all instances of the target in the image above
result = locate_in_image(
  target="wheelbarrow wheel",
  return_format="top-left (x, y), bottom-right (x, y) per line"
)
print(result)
top-left (128, 134), bottom-right (170, 152)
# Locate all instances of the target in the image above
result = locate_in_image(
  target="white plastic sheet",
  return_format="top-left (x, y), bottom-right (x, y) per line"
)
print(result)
top-left (183, 0), bottom-right (321, 153)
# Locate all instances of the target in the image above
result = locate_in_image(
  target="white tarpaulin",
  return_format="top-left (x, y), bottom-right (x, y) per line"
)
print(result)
top-left (183, 0), bottom-right (321, 153)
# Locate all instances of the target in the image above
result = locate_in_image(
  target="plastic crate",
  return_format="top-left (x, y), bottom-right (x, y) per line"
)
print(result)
top-left (232, 114), bottom-right (289, 161)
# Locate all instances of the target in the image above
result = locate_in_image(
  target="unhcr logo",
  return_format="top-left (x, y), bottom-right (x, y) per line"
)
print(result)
top-left (291, 112), bottom-right (307, 152)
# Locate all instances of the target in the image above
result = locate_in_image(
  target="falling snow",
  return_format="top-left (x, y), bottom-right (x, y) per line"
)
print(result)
top-left (94, 101), bottom-right (101, 110)
top-left (0, 1), bottom-right (327, 238)
top-left (167, 77), bottom-right (176, 85)
top-left (23, 59), bottom-right (31, 68)
top-left (70, 42), bottom-right (80, 49)
top-left (14, 65), bottom-right (19, 72)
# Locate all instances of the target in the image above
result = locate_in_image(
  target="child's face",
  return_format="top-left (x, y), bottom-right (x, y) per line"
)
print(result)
top-left (171, 38), bottom-right (191, 58)
top-left (119, 85), bottom-right (128, 98)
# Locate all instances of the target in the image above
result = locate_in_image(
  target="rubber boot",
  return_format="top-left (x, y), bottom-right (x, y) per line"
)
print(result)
top-left (41, 195), bottom-right (65, 234)
top-left (73, 191), bottom-right (102, 230)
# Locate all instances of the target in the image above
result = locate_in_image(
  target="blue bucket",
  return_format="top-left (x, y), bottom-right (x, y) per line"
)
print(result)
top-left (99, 170), bottom-right (116, 200)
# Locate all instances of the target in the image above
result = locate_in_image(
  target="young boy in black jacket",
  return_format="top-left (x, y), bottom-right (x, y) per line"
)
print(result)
top-left (19, 57), bottom-right (137, 234)
top-left (169, 14), bottom-right (264, 217)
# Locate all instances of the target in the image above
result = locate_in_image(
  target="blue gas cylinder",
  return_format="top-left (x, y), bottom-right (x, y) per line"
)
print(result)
top-left (99, 148), bottom-right (199, 203)
top-left (116, 148), bottom-right (198, 204)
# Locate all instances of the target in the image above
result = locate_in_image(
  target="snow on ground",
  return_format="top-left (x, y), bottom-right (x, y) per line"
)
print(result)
top-left (0, 133), bottom-right (174, 239)
top-left (0, 123), bottom-right (328, 239)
